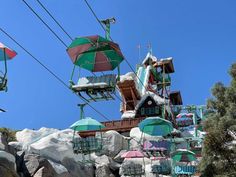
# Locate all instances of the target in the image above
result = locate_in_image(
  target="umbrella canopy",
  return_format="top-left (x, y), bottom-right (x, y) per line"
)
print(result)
top-left (0, 42), bottom-right (17, 61)
top-left (121, 150), bottom-right (145, 159)
top-left (70, 117), bottom-right (105, 131)
top-left (171, 149), bottom-right (196, 162)
top-left (138, 117), bottom-right (173, 136)
top-left (67, 35), bottom-right (124, 72)
top-left (176, 113), bottom-right (193, 119)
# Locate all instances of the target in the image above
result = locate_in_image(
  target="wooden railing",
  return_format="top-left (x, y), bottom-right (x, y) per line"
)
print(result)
top-left (79, 117), bottom-right (146, 137)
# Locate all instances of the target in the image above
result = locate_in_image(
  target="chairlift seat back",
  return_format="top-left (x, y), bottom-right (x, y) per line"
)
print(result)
top-left (0, 75), bottom-right (7, 91)
top-left (72, 74), bottom-right (117, 91)
top-left (174, 165), bottom-right (196, 175)
top-left (73, 136), bottom-right (102, 154)
top-left (123, 164), bottom-right (144, 176)
top-left (151, 164), bottom-right (170, 175)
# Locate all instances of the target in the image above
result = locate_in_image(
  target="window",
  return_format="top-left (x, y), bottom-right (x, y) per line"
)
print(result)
top-left (140, 106), bottom-right (160, 116)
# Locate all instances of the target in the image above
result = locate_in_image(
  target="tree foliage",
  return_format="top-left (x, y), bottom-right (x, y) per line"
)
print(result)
top-left (0, 127), bottom-right (17, 142)
top-left (200, 63), bottom-right (236, 176)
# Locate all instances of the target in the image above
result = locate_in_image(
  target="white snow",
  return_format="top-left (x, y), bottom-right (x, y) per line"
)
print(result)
top-left (119, 72), bottom-right (136, 83)
top-left (16, 128), bottom-right (83, 162)
top-left (135, 91), bottom-right (166, 111)
top-left (142, 52), bottom-right (158, 65)
top-left (121, 110), bottom-right (136, 119)
top-left (160, 57), bottom-right (173, 62)
top-left (16, 127), bottom-right (59, 146)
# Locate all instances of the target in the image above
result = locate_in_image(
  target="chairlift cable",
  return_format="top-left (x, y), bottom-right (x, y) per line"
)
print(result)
top-left (24, 0), bottom-right (98, 79)
top-left (0, 27), bottom-right (111, 122)
top-left (21, 0), bottom-right (68, 48)
top-left (36, 0), bottom-right (74, 41)
top-left (83, 0), bottom-right (107, 32)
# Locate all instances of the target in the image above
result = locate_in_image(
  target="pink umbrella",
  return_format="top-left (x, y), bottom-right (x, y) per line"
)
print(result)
top-left (0, 42), bottom-right (17, 60)
top-left (176, 113), bottom-right (193, 119)
top-left (121, 150), bottom-right (145, 159)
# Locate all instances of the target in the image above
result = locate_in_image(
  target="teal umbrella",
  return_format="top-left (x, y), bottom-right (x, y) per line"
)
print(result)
top-left (138, 117), bottom-right (173, 136)
top-left (70, 117), bottom-right (105, 132)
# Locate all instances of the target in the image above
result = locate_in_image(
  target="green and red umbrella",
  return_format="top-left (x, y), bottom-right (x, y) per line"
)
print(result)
top-left (171, 149), bottom-right (196, 162)
top-left (66, 35), bottom-right (124, 72)
top-left (0, 42), bottom-right (17, 61)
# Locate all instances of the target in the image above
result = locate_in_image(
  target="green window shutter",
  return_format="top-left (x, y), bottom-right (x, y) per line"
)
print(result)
top-left (150, 107), bottom-right (155, 114)
top-left (141, 107), bottom-right (145, 115)
top-left (155, 106), bottom-right (159, 114)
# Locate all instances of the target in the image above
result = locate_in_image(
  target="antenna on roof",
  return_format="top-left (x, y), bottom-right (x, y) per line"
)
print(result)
top-left (147, 42), bottom-right (152, 55)
top-left (137, 44), bottom-right (141, 63)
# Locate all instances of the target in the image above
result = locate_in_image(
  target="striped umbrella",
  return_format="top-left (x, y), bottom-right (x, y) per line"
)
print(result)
top-left (171, 149), bottom-right (196, 162)
top-left (67, 35), bottom-right (124, 72)
top-left (0, 42), bottom-right (17, 61)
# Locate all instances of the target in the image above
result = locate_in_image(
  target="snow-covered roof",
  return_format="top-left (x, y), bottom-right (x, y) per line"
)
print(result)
top-left (142, 52), bottom-right (158, 65)
top-left (160, 57), bottom-right (173, 62)
top-left (119, 72), bottom-right (136, 83)
top-left (135, 91), bottom-right (166, 111)
top-left (121, 110), bottom-right (136, 119)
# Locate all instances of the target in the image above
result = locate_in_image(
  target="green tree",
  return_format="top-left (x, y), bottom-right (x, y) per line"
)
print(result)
top-left (0, 127), bottom-right (17, 142)
top-left (200, 63), bottom-right (236, 176)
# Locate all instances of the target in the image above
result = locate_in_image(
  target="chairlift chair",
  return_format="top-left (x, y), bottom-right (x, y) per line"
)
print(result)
top-left (70, 104), bottom-right (105, 155)
top-left (0, 71), bottom-right (7, 92)
top-left (73, 136), bottom-right (103, 155)
top-left (71, 74), bottom-right (117, 102)
top-left (0, 44), bottom-right (17, 92)
top-left (122, 163), bottom-right (145, 177)
top-left (66, 18), bottom-right (124, 102)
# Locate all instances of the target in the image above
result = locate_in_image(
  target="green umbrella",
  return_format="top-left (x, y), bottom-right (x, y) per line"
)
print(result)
top-left (66, 35), bottom-right (124, 72)
top-left (138, 117), bottom-right (173, 136)
top-left (70, 117), bottom-right (105, 132)
top-left (171, 149), bottom-right (196, 162)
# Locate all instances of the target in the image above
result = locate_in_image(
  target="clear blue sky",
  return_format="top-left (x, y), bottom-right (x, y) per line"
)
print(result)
top-left (0, 0), bottom-right (236, 130)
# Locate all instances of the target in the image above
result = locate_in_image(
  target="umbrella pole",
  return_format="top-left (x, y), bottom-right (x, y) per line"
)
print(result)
top-left (78, 103), bottom-right (86, 119)
top-left (72, 128), bottom-right (76, 150)
top-left (3, 48), bottom-right (7, 78)
top-left (105, 22), bottom-right (111, 40)
top-left (69, 64), bottom-right (76, 86)
top-left (117, 65), bottom-right (120, 81)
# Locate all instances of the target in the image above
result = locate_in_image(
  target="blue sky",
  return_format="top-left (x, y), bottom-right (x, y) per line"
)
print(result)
top-left (0, 0), bottom-right (236, 130)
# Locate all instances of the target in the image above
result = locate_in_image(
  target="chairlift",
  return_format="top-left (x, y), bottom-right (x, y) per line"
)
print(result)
top-left (66, 18), bottom-right (124, 102)
top-left (151, 163), bottom-right (171, 175)
top-left (171, 149), bottom-right (197, 176)
top-left (70, 104), bottom-right (105, 155)
top-left (0, 42), bottom-right (17, 91)
top-left (122, 162), bottom-right (145, 177)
